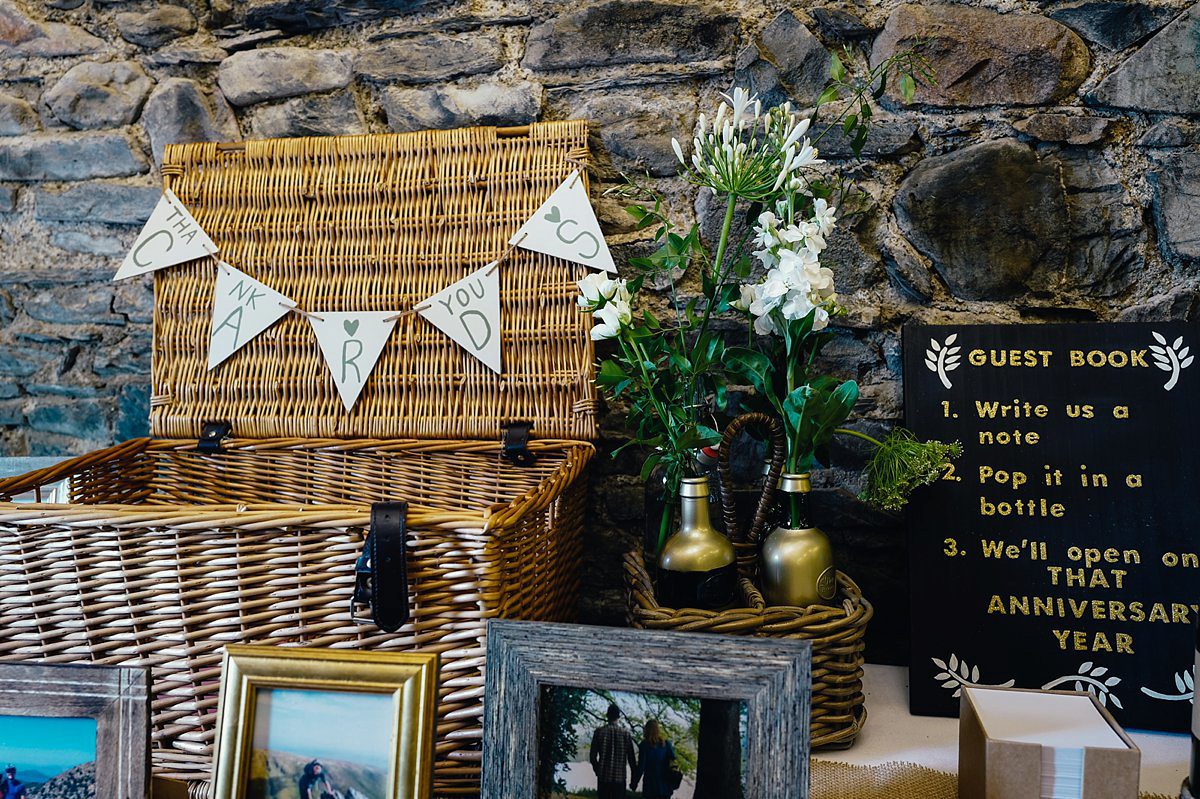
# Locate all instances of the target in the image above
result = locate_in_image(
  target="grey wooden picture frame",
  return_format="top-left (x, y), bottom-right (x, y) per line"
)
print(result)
top-left (0, 661), bottom-right (150, 798)
top-left (482, 620), bottom-right (811, 799)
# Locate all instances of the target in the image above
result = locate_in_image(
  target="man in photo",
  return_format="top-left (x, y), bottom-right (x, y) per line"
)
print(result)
top-left (0, 766), bottom-right (27, 799)
top-left (590, 703), bottom-right (638, 799)
top-left (298, 759), bottom-right (334, 799)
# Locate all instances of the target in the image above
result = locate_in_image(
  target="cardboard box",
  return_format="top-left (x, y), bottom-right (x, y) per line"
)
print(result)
top-left (959, 686), bottom-right (1140, 799)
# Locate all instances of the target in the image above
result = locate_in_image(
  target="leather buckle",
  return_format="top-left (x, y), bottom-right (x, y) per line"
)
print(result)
top-left (502, 421), bottom-right (536, 467)
top-left (353, 501), bottom-right (410, 633)
top-left (198, 421), bottom-right (232, 453)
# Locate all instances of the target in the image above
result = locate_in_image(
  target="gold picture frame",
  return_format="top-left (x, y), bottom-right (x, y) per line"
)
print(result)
top-left (212, 645), bottom-right (439, 799)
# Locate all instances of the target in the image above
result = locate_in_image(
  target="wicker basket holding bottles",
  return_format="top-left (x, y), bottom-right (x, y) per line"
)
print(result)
top-left (623, 553), bottom-right (872, 748)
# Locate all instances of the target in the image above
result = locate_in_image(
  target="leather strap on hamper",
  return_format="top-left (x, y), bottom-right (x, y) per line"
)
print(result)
top-left (353, 501), bottom-right (411, 633)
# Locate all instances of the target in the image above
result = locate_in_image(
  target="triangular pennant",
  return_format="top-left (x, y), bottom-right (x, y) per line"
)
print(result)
top-left (113, 188), bottom-right (218, 281)
top-left (308, 311), bottom-right (398, 411)
top-left (417, 264), bottom-right (502, 374)
top-left (207, 262), bottom-right (293, 370)
top-left (509, 170), bottom-right (616, 273)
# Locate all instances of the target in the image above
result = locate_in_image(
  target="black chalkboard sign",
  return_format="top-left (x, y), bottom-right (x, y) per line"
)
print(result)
top-left (904, 322), bottom-right (1200, 732)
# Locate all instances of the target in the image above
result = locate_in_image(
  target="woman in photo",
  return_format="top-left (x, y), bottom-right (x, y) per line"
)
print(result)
top-left (298, 760), bottom-right (334, 799)
top-left (631, 720), bottom-right (678, 799)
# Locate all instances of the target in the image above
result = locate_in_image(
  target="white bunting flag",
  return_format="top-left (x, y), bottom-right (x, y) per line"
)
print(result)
top-left (308, 312), bottom-right (398, 411)
top-left (207, 262), bottom-right (293, 370)
top-left (509, 171), bottom-right (616, 274)
top-left (418, 264), bottom-right (502, 374)
top-left (113, 189), bottom-right (218, 281)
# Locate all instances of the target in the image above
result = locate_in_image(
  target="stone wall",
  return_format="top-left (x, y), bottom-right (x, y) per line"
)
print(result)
top-left (2, 0), bottom-right (1198, 660)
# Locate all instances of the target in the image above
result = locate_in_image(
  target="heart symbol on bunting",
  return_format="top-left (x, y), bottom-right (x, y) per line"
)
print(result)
top-left (344, 319), bottom-right (360, 336)
top-left (510, 171), bottom-right (616, 274)
top-left (544, 206), bottom-right (562, 224)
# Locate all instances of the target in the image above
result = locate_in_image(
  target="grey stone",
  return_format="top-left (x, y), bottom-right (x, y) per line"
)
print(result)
top-left (355, 34), bottom-right (502, 84)
top-left (1090, 5), bottom-right (1200, 113)
top-left (383, 77), bottom-right (541, 132)
top-left (1119, 287), bottom-right (1200, 322)
top-left (143, 44), bottom-right (228, 67)
top-left (1150, 154), bottom-right (1200, 261)
top-left (758, 11), bottom-right (829, 103)
top-left (1048, 1), bottom-right (1176, 52)
top-left (0, 383), bottom-right (16, 399)
top-left (733, 44), bottom-right (787, 110)
top-left (250, 90), bottom-right (365, 138)
top-left (818, 117), bottom-right (920, 158)
top-left (0, 133), bottom-right (148, 181)
top-left (809, 8), bottom-right (872, 40)
top-left (0, 92), bottom-right (38, 136)
top-left (44, 62), bottom-right (154, 130)
top-left (871, 4), bottom-right (1090, 107)
top-left (29, 400), bottom-right (107, 439)
top-left (0, 347), bottom-right (55, 377)
top-left (826, 226), bottom-right (882, 294)
top-left (1047, 150), bottom-right (1143, 297)
top-left (217, 47), bottom-right (352, 106)
top-left (217, 29), bottom-right (286, 52)
top-left (45, 0), bottom-right (84, 8)
top-left (26, 286), bottom-right (117, 325)
top-left (113, 280), bottom-right (153, 324)
top-left (894, 139), bottom-right (1067, 300)
top-left (116, 5), bottom-right (197, 48)
top-left (115, 383), bottom-right (149, 440)
top-left (0, 401), bottom-right (23, 426)
top-left (0, 0), bottom-right (103, 57)
top-left (0, 186), bottom-right (14, 212)
top-left (878, 221), bottom-right (934, 303)
top-left (523, 1), bottom-right (737, 71)
top-left (1013, 113), bottom-right (1115, 145)
top-left (242, 0), bottom-right (432, 33)
top-left (1138, 118), bottom-right (1200, 148)
top-left (34, 183), bottom-right (159, 224)
top-left (26, 384), bottom-right (99, 398)
top-left (142, 78), bottom-right (240, 164)
top-left (50, 231), bottom-right (126, 257)
top-left (563, 90), bottom-right (693, 177)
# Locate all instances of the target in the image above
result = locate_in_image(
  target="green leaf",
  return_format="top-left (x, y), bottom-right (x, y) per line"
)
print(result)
top-left (830, 52), bottom-right (845, 83)
top-left (842, 114), bottom-right (857, 136)
top-left (899, 74), bottom-right (916, 103)
top-left (625, 204), bottom-right (649, 224)
top-left (724, 347), bottom-right (775, 397)
top-left (817, 85), bottom-right (839, 107)
top-left (640, 449), bottom-right (666, 481)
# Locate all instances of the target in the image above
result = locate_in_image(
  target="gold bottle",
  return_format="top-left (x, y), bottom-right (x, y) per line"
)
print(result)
top-left (657, 476), bottom-right (736, 610)
top-left (761, 473), bottom-right (836, 606)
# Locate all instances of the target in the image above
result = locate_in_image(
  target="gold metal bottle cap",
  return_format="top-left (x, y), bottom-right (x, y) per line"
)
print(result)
top-left (679, 476), bottom-right (709, 498)
top-left (778, 473), bottom-right (812, 493)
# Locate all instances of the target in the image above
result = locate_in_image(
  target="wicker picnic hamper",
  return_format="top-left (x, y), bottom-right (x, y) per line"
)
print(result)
top-left (0, 122), bottom-right (598, 796)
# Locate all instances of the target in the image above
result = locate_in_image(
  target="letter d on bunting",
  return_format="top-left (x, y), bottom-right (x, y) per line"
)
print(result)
top-left (309, 312), bottom-right (398, 411)
top-left (113, 189), bottom-right (218, 281)
top-left (418, 264), bottom-right (502, 374)
top-left (509, 170), bottom-right (616, 274)
top-left (207, 262), bottom-right (293, 370)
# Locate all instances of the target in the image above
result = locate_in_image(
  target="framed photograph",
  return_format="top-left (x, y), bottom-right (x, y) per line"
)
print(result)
top-left (0, 661), bottom-right (150, 798)
top-left (211, 645), bottom-right (439, 799)
top-left (482, 620), bottom-right (812, 799)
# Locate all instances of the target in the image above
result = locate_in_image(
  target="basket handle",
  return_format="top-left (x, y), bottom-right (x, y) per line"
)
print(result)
top-left (717, 412), bottom-right (786, 549)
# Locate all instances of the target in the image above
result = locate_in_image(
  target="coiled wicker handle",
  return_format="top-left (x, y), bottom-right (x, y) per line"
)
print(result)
top-left (717, 412), bottom-right (786, 580)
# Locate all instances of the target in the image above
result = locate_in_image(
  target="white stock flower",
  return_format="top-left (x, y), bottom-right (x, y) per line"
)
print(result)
top-left (576, 273), bottom-right (628, 308)
top-left (591, 300), bottom-right (631, 340)
top-left (812, 198), bottom-right (836, 237)
top-left (731, 284), bottom-right (757, 312)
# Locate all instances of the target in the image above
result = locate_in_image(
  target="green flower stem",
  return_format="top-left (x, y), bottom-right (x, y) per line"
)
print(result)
top-left (616, 333), bottom-right (677, 453)
top-left (834, 427), bottom-right (884, 448)
top-left (691, 194), bottom-right (738, 356)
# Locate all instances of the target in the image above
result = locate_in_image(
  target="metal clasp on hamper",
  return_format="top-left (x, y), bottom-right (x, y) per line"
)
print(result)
top-left (502, 421), bottom-right (536, 467)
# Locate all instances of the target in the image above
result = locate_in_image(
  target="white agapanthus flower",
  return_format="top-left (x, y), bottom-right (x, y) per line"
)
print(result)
top-left (669, 89), bottom-right (822, 200)
top-left (576, 273), bottom-right (632, 340)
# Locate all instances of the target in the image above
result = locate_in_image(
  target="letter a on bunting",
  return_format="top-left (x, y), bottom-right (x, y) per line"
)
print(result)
top-left (509, 170), bottom-right (616, 274)
top-left (308, 312), bottom-right (398, 411)
top-left (417, 264), bottom-right (502, 374)
top-left (207, 262), bottom-right (293, 370)
top-left (113, 189), bottom-right (218, 281)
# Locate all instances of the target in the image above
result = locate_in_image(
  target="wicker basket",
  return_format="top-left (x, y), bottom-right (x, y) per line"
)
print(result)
top-left (0, 122), bottom-right (598, 796)
top-left (624, 553), bottom-right (873, 749)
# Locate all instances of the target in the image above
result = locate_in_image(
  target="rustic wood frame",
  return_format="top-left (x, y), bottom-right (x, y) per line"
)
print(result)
top-left (481, 620), bottom-right (812, 799)
top-left (0, 661), bottom-right (150, 798)
top-left (211, 645), bottom-right (440, 799)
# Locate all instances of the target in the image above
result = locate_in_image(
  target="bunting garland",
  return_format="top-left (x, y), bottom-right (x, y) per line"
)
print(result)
top-left (120, 171), bottom-right (605, 410)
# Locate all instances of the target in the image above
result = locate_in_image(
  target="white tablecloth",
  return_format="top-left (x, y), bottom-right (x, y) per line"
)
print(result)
top-left (812, 664), bottom-right (1190, 797)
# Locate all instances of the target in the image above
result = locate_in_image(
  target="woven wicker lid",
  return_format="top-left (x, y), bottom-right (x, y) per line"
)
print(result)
top-left (151, 122), bottom-right (598, 441)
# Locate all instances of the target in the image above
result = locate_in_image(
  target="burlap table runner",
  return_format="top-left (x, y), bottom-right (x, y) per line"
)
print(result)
top-left (812, 759), bottom-right (1177, 799)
